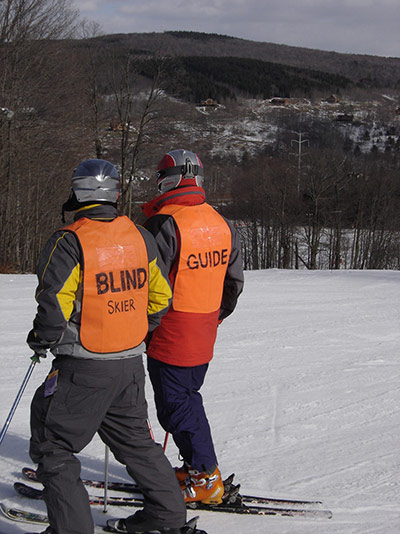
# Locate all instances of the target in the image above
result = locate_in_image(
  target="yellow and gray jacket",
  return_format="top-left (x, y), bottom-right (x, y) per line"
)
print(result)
top-left (29, 204), bottom-right (172, 360)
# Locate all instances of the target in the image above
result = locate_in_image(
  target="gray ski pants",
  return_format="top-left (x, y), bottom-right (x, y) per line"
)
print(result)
top-left (29, 355), bottom-right (186, 534)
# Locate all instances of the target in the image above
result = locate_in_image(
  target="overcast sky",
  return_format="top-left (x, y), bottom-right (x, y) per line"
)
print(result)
top-left (72, 0), bottom-right (400, 58)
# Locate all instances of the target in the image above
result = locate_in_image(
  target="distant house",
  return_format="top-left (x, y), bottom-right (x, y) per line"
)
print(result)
top-left (108, 120), bottom-right (129, 132)
top-left (200, 98), bottom-right (217, 106)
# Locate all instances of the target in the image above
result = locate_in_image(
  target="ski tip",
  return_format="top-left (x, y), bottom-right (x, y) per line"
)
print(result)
top-left (13, 481), bottom-right (44, 500)
top-left (22, 466), bottom-right (38, 481)
top-left (14, 481), bottom-right (28, 491)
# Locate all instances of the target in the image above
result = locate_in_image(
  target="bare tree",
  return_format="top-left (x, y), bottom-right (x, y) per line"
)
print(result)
top-left (0, 0), bottom-right (78, 42)
top-left (76, 21), bottom-right (106, 159)
top-left (0, 0), bottom-right (83, 272)
top-left (107, 52), bottom-right (168, 217)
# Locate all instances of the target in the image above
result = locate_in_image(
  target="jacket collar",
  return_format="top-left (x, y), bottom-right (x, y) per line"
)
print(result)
top-left (141, 186), bottom-right (206, 218)
top-left (73, 204), bottom-right (118, 221)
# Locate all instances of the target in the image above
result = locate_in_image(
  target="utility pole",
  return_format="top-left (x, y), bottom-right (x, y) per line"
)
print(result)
top-left (291, 131), bottom-right (309, 193)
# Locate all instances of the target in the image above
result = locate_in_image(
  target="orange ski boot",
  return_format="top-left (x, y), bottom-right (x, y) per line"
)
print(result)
top-left (181, 466), bottom-right (224, 505)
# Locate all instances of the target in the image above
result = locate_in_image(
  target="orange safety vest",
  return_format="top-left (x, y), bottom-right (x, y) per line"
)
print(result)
top-left (157, 203), bottom-right (232, 313)
top-left (64, 216), bottom-right (149, 353)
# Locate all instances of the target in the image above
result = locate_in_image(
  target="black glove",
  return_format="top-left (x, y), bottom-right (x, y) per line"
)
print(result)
top-left (27, 329), bottom-right (49, 362)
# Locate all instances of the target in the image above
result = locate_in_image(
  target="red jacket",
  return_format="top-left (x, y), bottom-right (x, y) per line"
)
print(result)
top-left (142, 186), bottom-right (244, 366)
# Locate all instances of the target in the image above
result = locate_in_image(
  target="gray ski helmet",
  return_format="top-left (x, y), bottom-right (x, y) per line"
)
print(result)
top-left (156, 149), bottom-right (204, 193)
top-left (71, 159), bottom-right (120, 203)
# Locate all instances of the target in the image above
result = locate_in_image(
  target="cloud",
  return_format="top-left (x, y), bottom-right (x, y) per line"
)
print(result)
top-left (73, 0), bottom-right (106, 11)
top-left (71, 0), bottom-right (400, 57)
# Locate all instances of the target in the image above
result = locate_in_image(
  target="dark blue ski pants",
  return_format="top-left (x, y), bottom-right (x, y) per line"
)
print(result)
top-left (147, 357), bottom-right (217, 473)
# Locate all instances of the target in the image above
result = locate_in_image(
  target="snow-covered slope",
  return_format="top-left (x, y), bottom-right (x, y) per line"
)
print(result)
top-left (0, 270), bottom-right (399, 533)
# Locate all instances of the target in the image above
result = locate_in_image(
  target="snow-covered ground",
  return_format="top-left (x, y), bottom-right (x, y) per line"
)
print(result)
top-left (0, 269), bottom-right (399, 533)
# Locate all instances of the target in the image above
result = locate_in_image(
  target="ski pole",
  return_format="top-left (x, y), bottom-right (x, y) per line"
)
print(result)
top-left (163, 432), bottom-right (169, 452)
top-left (103, 445), bottom-right (110, 513)
top-left (147, 419), bottom-right (155, 441)
top-left (0, 359), bottom-right (37, 446)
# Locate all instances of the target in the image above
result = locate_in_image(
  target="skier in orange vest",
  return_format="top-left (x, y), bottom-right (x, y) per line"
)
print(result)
top-left (26, 159), bottom-right (205, 534)
top-left (142, 149), bottom-right (244, 505)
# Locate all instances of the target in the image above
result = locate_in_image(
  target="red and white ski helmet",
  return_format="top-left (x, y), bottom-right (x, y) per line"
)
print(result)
top-left (156, 149), bottom-right (204, 193)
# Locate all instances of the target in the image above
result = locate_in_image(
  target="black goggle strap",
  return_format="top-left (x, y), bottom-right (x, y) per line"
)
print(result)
top-left (156, 164), bottom-right (204, 181)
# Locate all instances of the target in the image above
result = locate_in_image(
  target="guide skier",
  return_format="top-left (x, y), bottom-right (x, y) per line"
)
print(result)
top-left (142, 149), bottom-right (244, 504)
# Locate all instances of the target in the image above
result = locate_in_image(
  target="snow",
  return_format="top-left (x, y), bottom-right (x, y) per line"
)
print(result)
top-left (1, 269), bottom-right (400, 533)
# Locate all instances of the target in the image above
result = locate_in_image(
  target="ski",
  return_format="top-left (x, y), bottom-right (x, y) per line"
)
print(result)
top-left (0, 502), bottom-right (106, 532)
top-left (1, 502), bottom-right (48, 524)
top-left (14, 482), bottom-right (332, 519)
top-left (187, 501), bottom-right (332, 519)
top-left (22, 466), bottom-right (137, 493)
top-left (21, 467), bottom-right (324, 508)
top-left (14, 482), bottom-right (144, 507)
top-left (222, 474), bottom-right (323, 507)
top-left (0, 502), bottom-right (206, 534)
top-left (104, 516), bottom-right (206, 534)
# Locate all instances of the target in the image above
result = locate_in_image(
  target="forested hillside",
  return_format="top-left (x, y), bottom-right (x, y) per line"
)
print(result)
top-left (95, 30), bottom-right (400, 88)
top-left (70, 33), bottom-right (355, 104)
top-left (0, 7), bottom-right (399, 273)
top-left (142, 56), bottom-right (352, 102)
